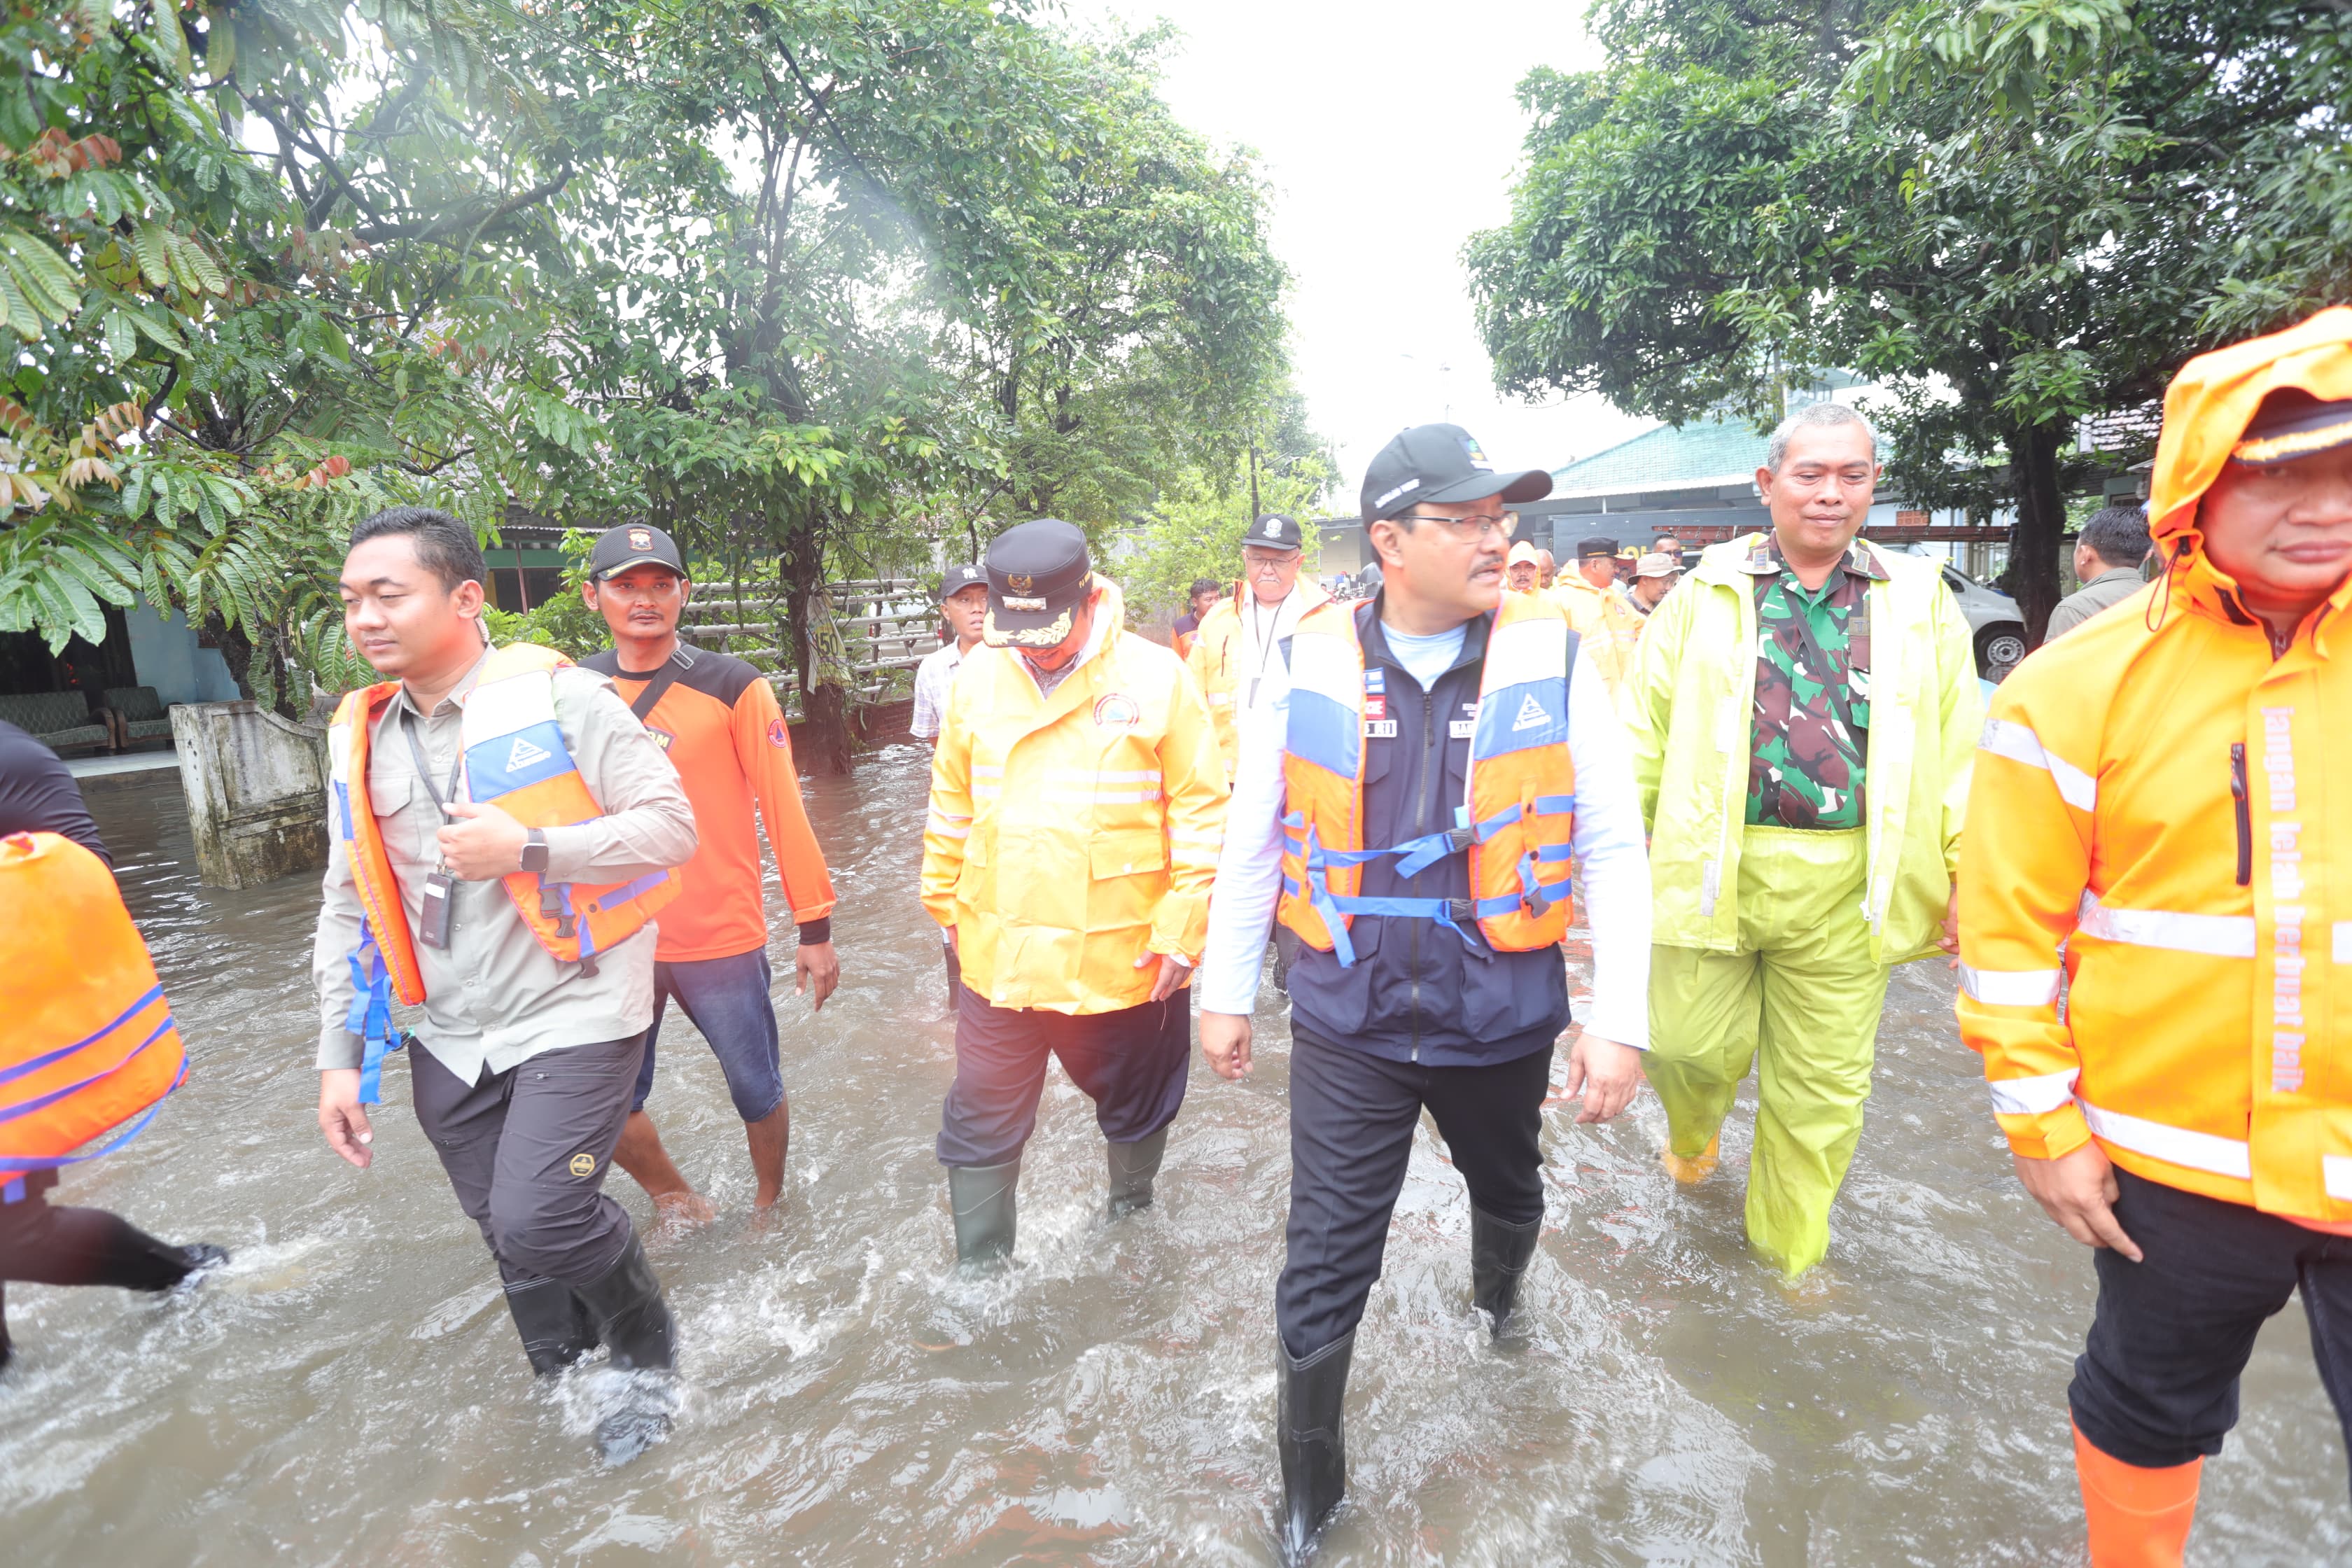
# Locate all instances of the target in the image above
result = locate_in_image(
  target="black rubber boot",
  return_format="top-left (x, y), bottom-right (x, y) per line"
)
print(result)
top-left (174, 1243), bottom-right (230, 1286)
top-left (1105, 1128), bottom-right (1168, 1219)
top-left (1470, 1207), bottom-right (1541, 1336)
top-left (502, 1266), bottom-right (600, 1377)
top-left (573, 1233), bottom-right (676, 1464)
top-left (948, 1158), bottom-right (1020, 1268)
top-left (1278, 1330), bottom-right (1353, 1563)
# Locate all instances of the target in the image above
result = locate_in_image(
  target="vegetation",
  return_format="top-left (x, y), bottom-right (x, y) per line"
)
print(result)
top-left (1467, 0), bottom-right (2352, 640)
top-left (0, 1), bottom-right (1298, 766)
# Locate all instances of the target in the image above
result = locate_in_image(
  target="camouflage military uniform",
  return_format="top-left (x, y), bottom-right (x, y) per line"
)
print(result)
top-left (1742, 535), bottom-right (1886, 830)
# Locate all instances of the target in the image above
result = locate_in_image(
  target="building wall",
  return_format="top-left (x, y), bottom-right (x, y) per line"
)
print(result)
top-left (125, 606), bottom-right (241, 706)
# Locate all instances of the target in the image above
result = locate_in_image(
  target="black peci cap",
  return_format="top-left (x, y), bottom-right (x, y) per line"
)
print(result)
top-left (1576, 536), bottom-right (1618, 560)
top-left (939, 563), bottom-right (988, 601)
top-left (983, 519), bottom-right (1094, 648)
top-left (1359, 423), bottom-right (1552, 524)
top-left (588, 522), bottom-right (687, 582)
top-left (1243, 512), bottom-right (1304, 552)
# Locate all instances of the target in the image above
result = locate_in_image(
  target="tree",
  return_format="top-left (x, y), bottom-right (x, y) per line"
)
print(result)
top-left (1466, 0), bottom-right (2352, 640)
top-left (1121, 386), bottom-right (1334, 625)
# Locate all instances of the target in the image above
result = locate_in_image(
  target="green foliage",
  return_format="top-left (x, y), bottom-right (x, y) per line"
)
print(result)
top-left (1466, 0), bottom-right (2352, 638)
top-left (1121, 394), bottom-right (1335, 625)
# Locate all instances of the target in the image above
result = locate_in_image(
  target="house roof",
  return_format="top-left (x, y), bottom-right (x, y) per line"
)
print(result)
top-left (1550, 416), bottom-right (1769, 498)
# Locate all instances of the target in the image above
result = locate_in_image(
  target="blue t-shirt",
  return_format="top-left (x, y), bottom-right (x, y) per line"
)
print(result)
top-left (1381, 622), bottom-right (1467, 691)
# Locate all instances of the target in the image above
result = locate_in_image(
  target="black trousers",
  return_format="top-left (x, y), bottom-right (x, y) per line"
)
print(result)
top-left (412, 1033), bottom-right (646, 1288)
top-left (2071, 1166), bottom-right (2352, 1477)
top-left (944, 937), bottom-right (962, 1014)
top-left (0, 1172), bottom-right (193, 1365)
top-left (934, 988), bottom-right (1191, 1168)
top-left (1278, 1029), bottom-right (1551, 1359)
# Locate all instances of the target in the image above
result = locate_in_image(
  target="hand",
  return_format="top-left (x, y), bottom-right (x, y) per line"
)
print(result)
top-left (1200, 1011), bottom-right (1254, 1080)
top-left (797, 939), bottom-right (839, 1012)
top-left (2014, 1142), bottom-right (2142, 1260)
top-left (1940, 886), bottom-right (1961, 968)
top-left (1561, 1029), bottom-right (1644, 1124)
top-left (1137, 950), bottom-right (1192, 1003)
top-left (318, 1068), bottom-right (374, 1169)
top-left (438, 801), bottom-right (528, 881)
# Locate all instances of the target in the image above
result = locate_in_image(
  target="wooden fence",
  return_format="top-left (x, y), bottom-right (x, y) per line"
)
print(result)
top-left (677, 578), bottom-right (937, 718)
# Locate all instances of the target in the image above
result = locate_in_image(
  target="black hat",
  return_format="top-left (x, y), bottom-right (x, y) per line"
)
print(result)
top-left (1576, 536), bottom-right (1618, 560)
top-left (587, 522), bottom-right (686, 582)
top-left (1243, 512), bottom-right (1304, 552)
top-left (983, 519), bottom-right (1094, 648)
top-left (939, 563), bottom-right (988, 602)
top-left (2233, 390), bottom-right (2352, 465)
top-left (1359, 423), bottom-right (1552, 524)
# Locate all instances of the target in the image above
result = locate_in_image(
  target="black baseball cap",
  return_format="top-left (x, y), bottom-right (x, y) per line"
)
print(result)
top-left (939, 563), bottom-right (988, 602)
top-left (1243, 513), bottom-right (1304, 552)
top-left (1576, 536), bottom-right (1618, 560)
top-left (984, 519), bottom-right (1094, 648)
top-left (1359, 423), bottom-right (1551, 524)
top-left (587, 522), bottom-right (686, 582)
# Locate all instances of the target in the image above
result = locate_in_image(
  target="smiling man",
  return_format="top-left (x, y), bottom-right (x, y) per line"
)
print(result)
top-left (1959, 309), bottom-right (2352, 1568)
top-left (309, 507), bottom-right (696, 1462)
top-left (1198, 424), bottom-right (1651, 1558)
top-left (1631, 401), bottom-right (1982, 1278)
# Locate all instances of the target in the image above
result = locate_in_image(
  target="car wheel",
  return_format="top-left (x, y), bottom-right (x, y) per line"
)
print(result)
top-left (1976, 623), bottom-right (2029, 680)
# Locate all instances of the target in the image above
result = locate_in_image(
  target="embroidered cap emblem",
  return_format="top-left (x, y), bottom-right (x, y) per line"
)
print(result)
top-left (1264, 517), bottom-right (1282, 538)
top-left (1007, 573), bottom-right (1034, 594)
top-left (628, 527), bottom-right (652, 550)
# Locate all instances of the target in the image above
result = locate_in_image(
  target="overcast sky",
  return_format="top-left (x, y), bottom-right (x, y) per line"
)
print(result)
top-left (1065, 0), bottom-right (1653, 512)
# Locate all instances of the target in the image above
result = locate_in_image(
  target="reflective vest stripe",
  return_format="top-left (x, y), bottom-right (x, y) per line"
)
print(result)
top-left (1987, 1068), bottom-right (2078, 1116)
top-left (2336, 921), bottom-right (2352, 963)
top-left (1981, 717), bottom-right (2097, 811)
top-left (2077, 892), bottom-right (2258, 958)
top-left (1959, 963), bottom-right (2064, 1007)
top-left (2079, 1097), bottom-right (2252, 1180)
top-left (2325, 1156), bottom-right (2352, 1201)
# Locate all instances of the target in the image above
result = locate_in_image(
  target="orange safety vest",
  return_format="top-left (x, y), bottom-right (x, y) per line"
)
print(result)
top-left (1277, 593), bottom-right (1579, 966)
top-left (0, 832), bottom-right (186, 1200)
top-left (328, 643), bottom-right (678, 1100)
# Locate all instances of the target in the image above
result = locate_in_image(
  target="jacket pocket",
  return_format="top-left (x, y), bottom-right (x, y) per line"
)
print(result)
top-left (957, 829), bottom-right (995, 911)
top-left (1088, 829), bottom-right (1167, 934)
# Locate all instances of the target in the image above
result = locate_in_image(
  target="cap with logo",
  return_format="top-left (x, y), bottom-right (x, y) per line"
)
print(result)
top-left (939, 563), bottom-right (988, 602)
top-left (2232, 389), bottom-right (2352, 465)
top-left (1576, 536), bottom-right (1618, 561)
top-left (1244, 512), bottom-right (1304, 552)
top-left (1634, 552), bottom-right (1680, 579)
top-left (588, 522), bottom-right (687, 582)
top-left (983, 519), bottom-right (1094, 648)
top-left (1359, 423), bottom-right (1552, 524)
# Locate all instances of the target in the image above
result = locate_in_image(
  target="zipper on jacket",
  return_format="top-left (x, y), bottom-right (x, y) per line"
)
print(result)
top-left (1407, 686), bottom-right (1437, 1061)
top-left (2230, 743), bottom-right (2252, 888)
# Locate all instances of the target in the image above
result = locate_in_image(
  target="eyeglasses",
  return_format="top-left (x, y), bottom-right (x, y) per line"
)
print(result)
top-left (1242, 549), bottom-right (1299, 569)
top-left (1398, 511), bottom-right (1516, 542)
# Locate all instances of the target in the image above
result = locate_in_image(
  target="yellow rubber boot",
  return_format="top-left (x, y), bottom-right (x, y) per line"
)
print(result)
top-left (1661, 1135), bottom-right (1720, 1185)
top-left (2075, 1421), bottom-right (2200, 1568)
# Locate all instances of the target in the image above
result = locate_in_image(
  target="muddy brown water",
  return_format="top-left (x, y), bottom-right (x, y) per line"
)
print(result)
top-left (2, 752), bottom-right (2344, 1564)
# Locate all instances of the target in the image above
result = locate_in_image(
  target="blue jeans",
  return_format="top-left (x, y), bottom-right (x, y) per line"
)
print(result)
top-left (629, 949), bottom-right (785, 1124)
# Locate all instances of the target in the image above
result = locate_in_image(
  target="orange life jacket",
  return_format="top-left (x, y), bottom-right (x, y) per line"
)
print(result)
top-left (0, 832), bottom-right (186, 1201)
top-left (1277, 594), bottom-right (1579, 966)
top-left (328, 643), bottom-right (678, 1100)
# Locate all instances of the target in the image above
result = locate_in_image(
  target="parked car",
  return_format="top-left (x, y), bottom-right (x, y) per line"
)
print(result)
top-left (1882, 545), bottom-right (2028, 680)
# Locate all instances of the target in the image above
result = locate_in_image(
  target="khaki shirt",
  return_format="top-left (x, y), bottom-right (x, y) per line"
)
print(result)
top-left (2043, 566), bottom-right (2148, 640)
top-left (309, 650), bottom-right (697, 1082)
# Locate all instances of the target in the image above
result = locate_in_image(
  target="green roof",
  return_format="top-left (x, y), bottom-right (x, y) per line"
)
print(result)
top-left (1550, 416), bottom-right (1768, 496)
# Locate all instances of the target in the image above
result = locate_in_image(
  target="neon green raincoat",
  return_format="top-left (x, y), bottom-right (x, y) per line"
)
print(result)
top-left (1630, 533), bottom-right (1982, 1274)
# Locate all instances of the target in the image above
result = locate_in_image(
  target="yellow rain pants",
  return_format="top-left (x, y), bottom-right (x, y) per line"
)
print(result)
top-left (1646, 825), bottom-right (1890, 1277)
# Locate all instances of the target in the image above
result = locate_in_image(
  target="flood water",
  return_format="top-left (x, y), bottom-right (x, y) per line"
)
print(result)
top-left (4, 748), bottom-right (2345, 1565)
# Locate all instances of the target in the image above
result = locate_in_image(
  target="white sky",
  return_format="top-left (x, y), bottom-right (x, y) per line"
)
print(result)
top-left (1065, 0), bottom-right (1653, 512)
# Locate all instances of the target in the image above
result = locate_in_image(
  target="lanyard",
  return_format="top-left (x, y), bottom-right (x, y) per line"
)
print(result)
top-left (400, 708), bottom-right (467, 820)
top-left (1245, 592), bottom-right (1284, 702)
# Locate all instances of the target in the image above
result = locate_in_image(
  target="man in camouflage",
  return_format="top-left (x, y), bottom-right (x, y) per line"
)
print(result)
top-left (1628, 402), bottom-right (1979, 1275)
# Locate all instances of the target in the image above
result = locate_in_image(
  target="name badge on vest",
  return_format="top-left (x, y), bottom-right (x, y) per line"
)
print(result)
top-left (1449, 699), bottom-right (1478, 740)
top-left (419, 869), bottom-right (455, 948)
top-left (1363, 719), bottom-right (1398, 738)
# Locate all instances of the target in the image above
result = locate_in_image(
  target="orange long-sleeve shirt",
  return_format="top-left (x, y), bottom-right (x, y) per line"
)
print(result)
top-left (584, 645), bottom-right (836, 961)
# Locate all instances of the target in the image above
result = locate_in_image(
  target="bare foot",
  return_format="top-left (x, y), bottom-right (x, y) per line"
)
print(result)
top-left (652, 1189), bottom-right (717, 1229)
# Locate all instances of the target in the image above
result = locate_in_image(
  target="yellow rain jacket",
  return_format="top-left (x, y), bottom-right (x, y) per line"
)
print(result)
top-left (1632, 533), bottom-right (1982, 963)
top-left (1959, 308), bottom-right (2352, 1220)
top-left (1548, 572), bottom-right (1644, 718)
top-left (921, 577), bottom-right (1228, 1014)
top-left (1185, 578), bottom-right (1331, 782)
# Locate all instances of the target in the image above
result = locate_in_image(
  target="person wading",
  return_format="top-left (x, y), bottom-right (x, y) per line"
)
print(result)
top-left (1187, 513), bottom-right (1331, 786)
top-left (1, 724), bottom-right (227, 1370)
top-left (921, 520), bottom-right (1227, 1266)
top-left (1960, 308), bottom-right (2352, 1568)
top-left (1632, 402), bottom-right (1981, 1278)
top-left (1198, 423), bottom-right (1652, 1560)
top-left (310, 507), bottom-right (697, 1462)
top-left (576, 524), bottom-right (841, 1223)
top-left (1548, 536), bottom-right (1644, 718)
top-left (914, 563), bottom-right (990, 1010)
top-left (2044, 505), bottom-right (2155, 641)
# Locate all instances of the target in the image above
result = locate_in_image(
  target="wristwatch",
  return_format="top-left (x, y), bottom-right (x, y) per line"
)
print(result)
top-left (519, 828), bottom-right (550, 875)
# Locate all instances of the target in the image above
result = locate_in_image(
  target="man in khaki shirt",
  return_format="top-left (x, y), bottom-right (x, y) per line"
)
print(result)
top-left (310, 507), bottom-right (696, 1464)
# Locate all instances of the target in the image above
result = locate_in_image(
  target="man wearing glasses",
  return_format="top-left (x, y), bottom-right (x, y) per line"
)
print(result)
top-left (1188, 513), bottom-right (1331, 785)
top-left (1198, 424), bottom-right (1652, 1558)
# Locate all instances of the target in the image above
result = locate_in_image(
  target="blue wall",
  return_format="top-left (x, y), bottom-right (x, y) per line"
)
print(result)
top-left (125, 606), bottom-right (241, 706)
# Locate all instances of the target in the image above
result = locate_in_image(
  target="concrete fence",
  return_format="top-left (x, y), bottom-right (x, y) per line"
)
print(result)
top-left (172, 701), bottom-right (332, 889)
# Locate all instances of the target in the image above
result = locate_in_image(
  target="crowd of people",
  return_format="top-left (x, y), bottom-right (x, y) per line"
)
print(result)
top-left (4, 309), bottom-right (2351, 1567)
